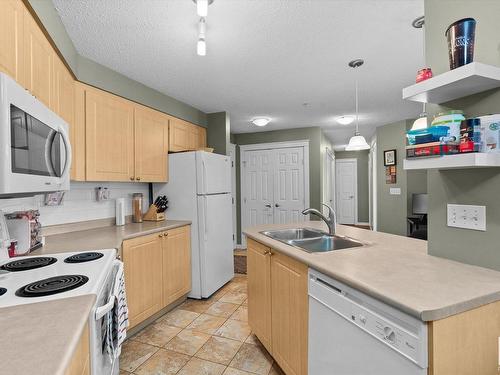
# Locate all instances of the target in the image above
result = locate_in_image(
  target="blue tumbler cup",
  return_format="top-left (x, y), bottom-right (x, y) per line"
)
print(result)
top-left (445, 18), bottom-right (476, 70)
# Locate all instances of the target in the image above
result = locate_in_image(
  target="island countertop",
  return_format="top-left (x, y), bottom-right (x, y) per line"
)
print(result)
top-left (244, 221), bottom-right (500, 321)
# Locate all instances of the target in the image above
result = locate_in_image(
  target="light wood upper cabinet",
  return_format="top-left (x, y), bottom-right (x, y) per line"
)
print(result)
top-left (0, 0), bottom-right (25, 86)
top-left (85, 88), bottom-right (135, 181)
top-left (24, 12), bottom-right (53, 108)
top-left (64, 323), bottom-right (90, 375)
top-left (134, 105), bottom-right (169, 182)
top-left (162, 226), bottom-right (191, 307)
top-left (123, 233), bottom-right (163, 329)
top-left (169, 118), bottom-right (207, 152)
top-left (52, 58), bottom-right (74, 126)
top-left (247, 239), bottom-right (273, 353)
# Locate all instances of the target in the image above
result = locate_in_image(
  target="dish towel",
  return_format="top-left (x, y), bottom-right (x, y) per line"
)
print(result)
top-left (105, 261), bottom-right (129, 360)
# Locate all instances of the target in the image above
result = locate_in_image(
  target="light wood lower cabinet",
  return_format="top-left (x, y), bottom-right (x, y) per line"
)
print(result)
top-left (162, 225), bottom-right (191, 306)
top-left (123, 233), bottom-right (163, 329)
top-left (247, 239), bottom-right (308, 375)
top-left (65, 322), bottom-right (90, 375)
top-left (123, 225), bottom-right (191, 329)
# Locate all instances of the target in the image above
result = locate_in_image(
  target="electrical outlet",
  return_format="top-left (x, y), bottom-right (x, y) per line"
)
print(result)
top-left (447, 204), bottom-right (486, 231)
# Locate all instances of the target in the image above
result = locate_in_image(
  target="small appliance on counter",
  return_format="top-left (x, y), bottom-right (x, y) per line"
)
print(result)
top-left (5, 210), bottom-right (42, 256)
top-left (143, 195), bottom-right (168, 222)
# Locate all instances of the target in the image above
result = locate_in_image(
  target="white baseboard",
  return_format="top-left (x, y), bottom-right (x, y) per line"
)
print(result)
top-left (356, 221), bottom-right (370, 226)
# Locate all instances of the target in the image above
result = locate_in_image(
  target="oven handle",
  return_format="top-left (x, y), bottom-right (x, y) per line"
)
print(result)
top-left (95, 297), bottom-right (115, 321)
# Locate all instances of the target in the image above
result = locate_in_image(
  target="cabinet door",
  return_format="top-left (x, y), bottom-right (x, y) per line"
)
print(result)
top-left (64, 322), bottom-right (90, 375)
top-left (0, 0), bottom-right (25, 85)
top-left (169, 118), bottom-right (190, 152)
top-left (52, 57), bottom-right (74, 126)
top-left (271, 251), bottom-right (308, 375)
top-left (24, 12), bottom-right (53, 108)
top-left (197, 126), bottom-right (207, 149)
top-left (162, 225), bottom-right (191, 307)
top-left (71, 82), bottom-right (86, 181)
top-left (188, 124), bottom-right (199, 150)
top-left (134, 106), bottom-right (169, 182)
top-left (247, 238), bottom-right (273, 353)
top-left (85, 88), bottom-right (135, 181)
top-left (123, 233), bottom-right (163, 329)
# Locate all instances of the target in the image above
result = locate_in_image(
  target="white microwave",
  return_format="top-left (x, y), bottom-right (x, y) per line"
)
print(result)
top-left (0, 73), bottom-right (71, 197)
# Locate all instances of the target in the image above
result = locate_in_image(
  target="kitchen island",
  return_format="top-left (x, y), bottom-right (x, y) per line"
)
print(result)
top-left (244, 221), bottom-right (500, 375)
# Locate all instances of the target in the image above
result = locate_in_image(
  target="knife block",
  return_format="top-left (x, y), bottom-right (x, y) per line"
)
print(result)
top-left (143, 205), bottom-right (165, 222)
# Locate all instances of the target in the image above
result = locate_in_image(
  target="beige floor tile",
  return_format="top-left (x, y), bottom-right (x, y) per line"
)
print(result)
top-left (242, 299), bottom-right (248, 306)
top-left (230, 305), bottom-right (248, 322)
top-left (205, 301), bottom-right (240, 318)
top-left (134, 348), bottom-right (191, 375)
top-left (164, 329), bottom-right (211, 356)
top-left (181, 298), bottom-right (215, 314)
top-left (120, 340), bottom-right (159, 372)
top-left (132, 320), bottom-right (182, 347)
top-left (215, 319), bottom-right (251, 342)
top-left (177, 357), bottom-right (226, 375)
top-left (223, 367), bottom-right (254, 375)
top-left (195, 336), bottom-right (243, 365)
top-left (244, 333), bottom-right (260, 346)
top-left (219, 292), bottom-right (247, 305)
top-left (157, 308), bottom-right (200, 328)
top-left (119, 371), bottom-right (131, 375)
top-left (229, 343), bottom-right (273, 375)
top-left (211, 286), bottom-right (229, 301)
top-left (268, 363), bottom-right (285, 375)
top-left (187, 313), bottom-right (227, 334)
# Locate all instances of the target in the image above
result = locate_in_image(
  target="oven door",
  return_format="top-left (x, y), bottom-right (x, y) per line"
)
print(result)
top-left (90, 261), bottom-right (120, 375)
top-left (0, 73), bottom-right (71, 196)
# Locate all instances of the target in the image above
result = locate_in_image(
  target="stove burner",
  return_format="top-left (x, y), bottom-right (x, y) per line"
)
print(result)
top-left (64, 252), bottom-right (104, 264)
top-left (1, 257), bottom-right (57, 272)
top-left (15, 275), bottom-right (89, 298)
top-left (0, 288), bottom-right (6, 296)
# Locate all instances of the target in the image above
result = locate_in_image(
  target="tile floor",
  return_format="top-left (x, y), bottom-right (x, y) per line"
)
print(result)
top-left (120, 275), bottom-right (284, 375)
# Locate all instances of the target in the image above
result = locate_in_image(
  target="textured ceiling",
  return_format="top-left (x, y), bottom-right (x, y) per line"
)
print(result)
top-left (53, 0), bottom-right (424, 147)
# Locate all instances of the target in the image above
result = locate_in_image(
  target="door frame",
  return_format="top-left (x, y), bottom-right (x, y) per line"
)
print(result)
top-left (228, 143), bottom-right (237, 248)
top-left (323, 147), bottom-right (336, 212)
top-left (240, 140), bottom-right (310, 248)
top-left (369, 137), bottom-right (377, 231)
top-left (335, 158), bottom-right (358, 225)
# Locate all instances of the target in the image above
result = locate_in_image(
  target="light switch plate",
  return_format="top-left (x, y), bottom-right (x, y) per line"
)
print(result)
top-left (447, 204), bottom-right (486, 231)
top-left (389, 188), bottom-right (401, 195)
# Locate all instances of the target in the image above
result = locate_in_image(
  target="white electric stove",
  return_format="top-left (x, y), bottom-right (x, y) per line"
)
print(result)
top-left (0, 249), bottom-right (122, 375)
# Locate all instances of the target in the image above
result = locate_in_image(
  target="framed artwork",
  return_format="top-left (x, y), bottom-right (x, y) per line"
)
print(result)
top-left (384, 149), bottom-right (397, 166)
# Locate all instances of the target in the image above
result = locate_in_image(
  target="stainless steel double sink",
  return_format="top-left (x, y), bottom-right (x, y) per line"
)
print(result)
top-left (260, 228), bottom-right (363, 253)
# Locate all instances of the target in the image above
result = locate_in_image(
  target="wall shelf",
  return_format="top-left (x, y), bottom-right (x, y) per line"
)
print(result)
top-left (403, 153), bottom-right (500, 170)
top-left (402, 62), bottom-right (500, 104)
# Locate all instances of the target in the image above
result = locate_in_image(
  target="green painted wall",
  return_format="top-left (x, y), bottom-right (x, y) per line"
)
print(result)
top-left (28, 0), bottom-right (207, 126)
top-left (424, 0), bottom-right (500, 270)
top-left (335, 150), bottom-right (370, 223)
top-left (207, 112), bottom-right (230, 155)
top-left (376, 121), bottom-right (410, 236)
top-left (232, 127), bottom-right (323, 243)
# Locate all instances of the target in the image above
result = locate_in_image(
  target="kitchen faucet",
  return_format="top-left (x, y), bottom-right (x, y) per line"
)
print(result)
top-left (302, 204), bottom-right (336, 236)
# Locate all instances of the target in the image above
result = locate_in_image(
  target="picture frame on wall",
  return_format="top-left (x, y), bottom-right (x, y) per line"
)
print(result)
top-left (384, 149), bottom-right (397, 166)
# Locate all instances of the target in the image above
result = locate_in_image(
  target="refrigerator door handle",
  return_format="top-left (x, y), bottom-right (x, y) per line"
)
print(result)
top-left (202, 159), bottom-right (208, 194)
top-left (203, 195), bottom-right (208, 240)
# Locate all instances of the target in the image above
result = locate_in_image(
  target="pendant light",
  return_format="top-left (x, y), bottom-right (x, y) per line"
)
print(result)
top-left (197, 18), bottom-right (207, 56)
top-left (411, 16), bottom-right (428, 131)
top-left (345, 59), bottom-right (370, 151)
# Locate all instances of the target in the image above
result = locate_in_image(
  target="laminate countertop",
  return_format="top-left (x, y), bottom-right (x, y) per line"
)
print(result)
top-left (32, 220), bottom-right (192, 255)
top-left (0, 294), bottom-right (95, 375)
top-left (244, 221), bottom-right (500, 321)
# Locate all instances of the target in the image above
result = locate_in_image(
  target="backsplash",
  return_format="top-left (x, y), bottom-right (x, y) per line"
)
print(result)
top-left (0, 182), bottom-right (149, 227)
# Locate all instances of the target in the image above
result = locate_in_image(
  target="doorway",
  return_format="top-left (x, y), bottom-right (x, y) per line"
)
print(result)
top-left (323, 148), bottom-right (336, 212)
top-left (335, 158), bottom-right (357, 225)
top-left (240, 140), bottom-right (310, 247)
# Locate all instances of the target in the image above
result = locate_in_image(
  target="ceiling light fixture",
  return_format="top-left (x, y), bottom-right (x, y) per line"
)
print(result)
top-left (345, 59), bottom-right (370, 151)
top-left (251, 118), bottom-right (270, 127)
top-left (336, 116), bottom-right (354, 125)
top-left (193, 0), bottom-right (214, 17)
top-left (411, 15), bottom-right (428, 131)
top-left (197, 18), bottom-right (207, 56)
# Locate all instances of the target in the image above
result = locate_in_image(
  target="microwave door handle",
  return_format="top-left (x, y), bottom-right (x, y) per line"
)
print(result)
top-left (45, 131), bottom-right (57, 176)
top-left (57, 124), bottom-right (72, 179)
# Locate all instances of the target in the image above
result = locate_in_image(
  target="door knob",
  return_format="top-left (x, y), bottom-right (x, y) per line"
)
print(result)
top-left (265, 204), bottom-right (271, 208)
top-left (275, 204), bottom-right (280, 208)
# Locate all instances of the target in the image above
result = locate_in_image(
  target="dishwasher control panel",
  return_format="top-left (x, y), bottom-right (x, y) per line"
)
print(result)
top-left (309, 270), bottom-right (428, 369)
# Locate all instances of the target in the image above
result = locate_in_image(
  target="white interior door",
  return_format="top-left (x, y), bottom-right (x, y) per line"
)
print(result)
top-left (336, 159), bottom-right (357, 225)
top-left (273, 147), bottom-right (305, 224)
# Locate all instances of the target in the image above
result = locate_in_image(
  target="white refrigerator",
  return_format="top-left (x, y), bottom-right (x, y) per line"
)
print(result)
top-left (154, 151), bottom-right (234, 299)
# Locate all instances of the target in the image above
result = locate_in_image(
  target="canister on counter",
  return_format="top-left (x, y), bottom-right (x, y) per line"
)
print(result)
top-left (132, 193), bottom-right (143, 223)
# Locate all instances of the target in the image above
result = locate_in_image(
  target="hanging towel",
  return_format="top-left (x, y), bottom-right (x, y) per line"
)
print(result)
top-left (105, 261), bottom-right (129, 360)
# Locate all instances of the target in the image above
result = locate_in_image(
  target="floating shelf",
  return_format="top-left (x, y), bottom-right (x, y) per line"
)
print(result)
top-left (402, 62), bottom-right (500, 104)
top-left (403, 153), bottom-right (500, 170)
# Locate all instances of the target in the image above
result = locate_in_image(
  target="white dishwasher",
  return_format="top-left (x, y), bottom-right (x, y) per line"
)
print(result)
top-left (308, 269), bottom-right (428, 375)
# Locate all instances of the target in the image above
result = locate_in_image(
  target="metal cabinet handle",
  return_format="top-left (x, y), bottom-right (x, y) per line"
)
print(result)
top-left (275, 204), bottom-right (280, 208)
top-left (265, 204), bottom-right (271, 208)
top-left (130, 177), bottom-right (134, 181)
top-left (163, 232), bottom-right (169, 237)
top-left (264, 250), bottom-right (272, 256)
top-left (158, 233), bottom-right (163, 238)
top-left (136, 177), bottom-right (141, 181)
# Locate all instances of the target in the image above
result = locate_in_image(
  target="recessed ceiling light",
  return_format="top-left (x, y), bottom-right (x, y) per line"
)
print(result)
top-left (336, 116), bottom-right (354, 125)
top-left (251, 118), bottom-right (270, 127)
